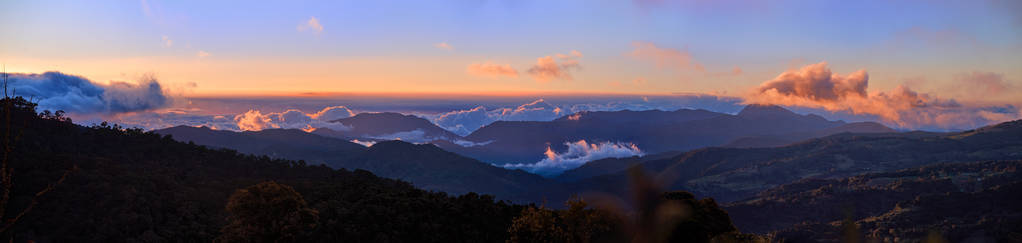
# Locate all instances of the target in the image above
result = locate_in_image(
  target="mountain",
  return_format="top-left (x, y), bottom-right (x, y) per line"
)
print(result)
top-left (155, 125), bottom-right (367, 167)
top-left (311, 112), bottom-right (462, 143)
top-left (722, 121), bottom-right (896, 148)
top-left (1, 97), bottom-right (524, 242)
top-left (559, 119), bottom-right (1022, 204)
top-left (440, 105), bottom-right (892, 165)
top-left (726, 160), bottom-right (1022, 241)
top-left (554, 150), bottom-right (685, 182)
top-left (338, 140), bottom-right (553, 199)
top-left (156, 124), bottom-right (551, 202)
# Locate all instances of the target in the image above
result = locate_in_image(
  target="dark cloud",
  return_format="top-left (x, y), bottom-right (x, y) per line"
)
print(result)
top-left (5, 72), bottom-right (171, 114)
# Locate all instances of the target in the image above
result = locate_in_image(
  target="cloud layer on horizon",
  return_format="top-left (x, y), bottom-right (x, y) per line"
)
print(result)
top-left (233, 106), bottom-right (355, 131)
top-left (431, 99), bottom-right (567, 136)
top-left (746, 62), bottom-right (1021, 130)
top-left (500, 140), bottom-right (643, 177)
top-left (5, 72), bottom-right (172, 114)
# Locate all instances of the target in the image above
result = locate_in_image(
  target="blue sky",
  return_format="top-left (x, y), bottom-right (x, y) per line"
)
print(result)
top-left (2, 0), bottom-right (1021, 131)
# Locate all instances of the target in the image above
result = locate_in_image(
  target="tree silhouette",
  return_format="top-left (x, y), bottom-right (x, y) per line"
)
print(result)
top-left (0, 69), bottom-right (76, 236)
top-left (507, 197), bottom-right (624, 243)
top-left (217, 181), bottom-right (319, 243)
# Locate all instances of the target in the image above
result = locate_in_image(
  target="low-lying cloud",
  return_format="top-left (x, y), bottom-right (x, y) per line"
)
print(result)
top-left (233, 106), bottom-right (355, 131)
top-left (431, 99), bottom-right (566, 135)
top-left (366, 129), bottom-right (435, 143)
top-left (528, 50), bottom-right (582, 82)
top-left (6, 72), bottom-right (172, 114)
top-left (501, 140), bottom-right (644, 177)
top-left (746, 62), bottom-right (1020, 130)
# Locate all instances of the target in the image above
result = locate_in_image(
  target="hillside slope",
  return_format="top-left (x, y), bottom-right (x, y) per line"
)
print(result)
top-left (3, 97), bottom-right (523, 242)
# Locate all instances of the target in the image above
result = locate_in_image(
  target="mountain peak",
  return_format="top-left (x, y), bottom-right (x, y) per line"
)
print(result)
top-left (737, 104), bottom-right (797, 118)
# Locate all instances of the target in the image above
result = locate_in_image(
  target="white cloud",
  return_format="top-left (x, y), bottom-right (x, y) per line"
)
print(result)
top-left (366, 129), bottom-right (438, 143)
top-left (500, 140), bottom-right (644, 177)
top-left (351, 139), bottom-right (376, 147)
top-left (453, 139), bottom-right (493, 147)
top-left (197, 51), bottom-right (211, 58)
top-left (297, 16), bottom-right (324, 35)
top-left (233, 106), bottom-right (356, 132)
top-left (431, 99), bottom-right (566, 136)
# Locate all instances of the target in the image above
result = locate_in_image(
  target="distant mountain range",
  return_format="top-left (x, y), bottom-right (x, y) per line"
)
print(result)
top-left (555, 120), bottom-right (1022, 204)
top-left (156, 125), bottom-right (551, 202)
top-left (439, 104), bottom-right (894, 164)
top-left (311, 112), bottom-right (462, 143)
top-left (25, 95), bottom-right (1022, 241)
top-left (156, 126), bottom-right (367, 165)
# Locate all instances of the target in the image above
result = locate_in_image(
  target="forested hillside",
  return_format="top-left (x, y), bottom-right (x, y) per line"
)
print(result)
top-left (1, 96), bottom-right (523, 242)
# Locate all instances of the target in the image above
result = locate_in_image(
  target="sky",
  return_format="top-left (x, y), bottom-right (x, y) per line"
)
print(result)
top-left (1, 0), bottom-right (1021, 132)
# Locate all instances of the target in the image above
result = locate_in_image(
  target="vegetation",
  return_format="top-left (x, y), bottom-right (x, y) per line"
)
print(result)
top-left (0, 95), bottom-right (526, 242)
top-left (2, 94), bottom-right (1018, 242)
top-left (217, 181), bottom-right (319, 242)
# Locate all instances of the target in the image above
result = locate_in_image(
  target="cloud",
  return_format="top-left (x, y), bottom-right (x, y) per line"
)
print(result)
top-left (6, 72), bottom-right (171, 114)
top-left (234, 110), bottom-right (277, 131)
top-left (429, 96), bottom-right (738, 136)
top-left (432, 99), bottom-right (566, 136)
top-left (297, 16), bottom-right (324, 35)
top-left (434, 42), bottom-right (453, 50)
top-left (527, 50), bottom-right (582, 82)
top-left (755, 62), bottom-right (868, 102)
top-left (466, 62), bottom-right (519, 78)
top-left (310, 105), bottom-right (356, 121)
top-left (232, 106), bottom-right (355, 131)
top-left (367, 129), bottom-right (434, 143)
top-left (500, 140), bottom-right (644, 177)
top-left (196, 51), bottom-right (211, 58)
top-left (452, 139), bottom-right (493, 147)
top-left (350, 139), bottom-right (376, 147)
top-left (161, 35), bottom-right (173, 47)
top-left (746, 62), bottom-right (1020, 130)
top-left (96, 110), bottom-right (239, 131)
top-left (951, 71), bottom-right (1016, 99)
top-left (628, 41), bottom-right (704, 71)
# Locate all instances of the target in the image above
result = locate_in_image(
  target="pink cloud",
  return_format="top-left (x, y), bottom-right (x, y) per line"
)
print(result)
top-left (467, 62), bottom-right (519, 78)
top-left (746, 62), bottom-right (1020, 130)
top-left (528, 50), bottom-right (582, 82)
top-left (627, 41), bottom-right (704, 71)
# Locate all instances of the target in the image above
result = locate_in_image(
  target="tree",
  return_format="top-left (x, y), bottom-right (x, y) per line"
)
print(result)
top-left (217, 181), bottom-right (319, 243)
top-left (507, 197), bottom-right (625, 243)
top-left (0, 70), bottom-right (76, 236)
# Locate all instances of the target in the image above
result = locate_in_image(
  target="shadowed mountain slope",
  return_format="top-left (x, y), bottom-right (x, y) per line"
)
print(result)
top-left (312, 112), bottom-right (462, 142)
top-left (156, 125), bottom-right (367, 166)
top-left (3, 97), bottom-right (525, 242)
top-left (729, 160), bottom-right (1022, 242)
top-left (441, 105), bottom-right (892, 165)
top-left (156, 125), bottom-right (551, 202)
top-left (559, 119), bottom-right (1022, 204)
